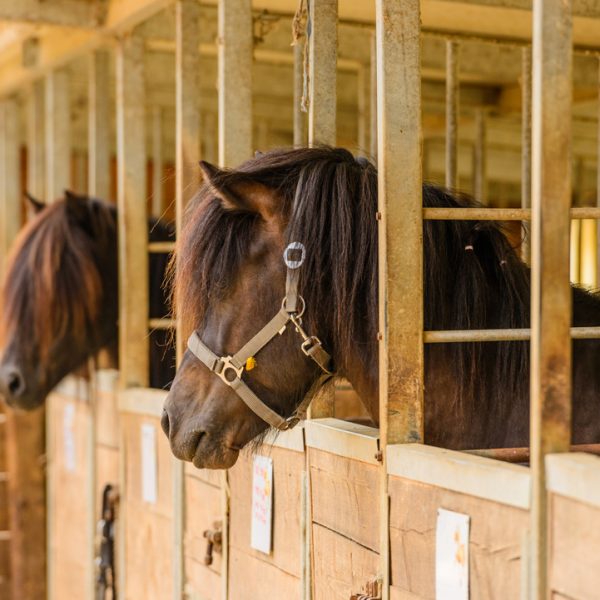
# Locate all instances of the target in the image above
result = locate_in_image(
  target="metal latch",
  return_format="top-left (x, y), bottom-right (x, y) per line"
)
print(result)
top-left (350, 578), bottom-right (382, 600)
top-left (202, 520), bottom-right (223, 566)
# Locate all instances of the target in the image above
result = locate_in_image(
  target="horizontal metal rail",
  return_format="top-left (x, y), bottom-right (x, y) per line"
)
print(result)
top-left (148, 241), bottom-right (175, 253)
top-left (424, 207), bottom-right (600, 221)
top-left (149, 318), bottom-right (176, 330)
top-left (467, 443), bottom-right (600, 464)
top-left (424, 326), bottom-right (600, 343)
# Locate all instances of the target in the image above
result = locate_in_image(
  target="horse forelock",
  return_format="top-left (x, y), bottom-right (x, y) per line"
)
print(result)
top-left (1, 199), bottom-right (115, 361)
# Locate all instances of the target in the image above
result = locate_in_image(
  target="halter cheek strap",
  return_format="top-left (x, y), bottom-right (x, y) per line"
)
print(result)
top-left (186, 242), bottom-right (334, 431)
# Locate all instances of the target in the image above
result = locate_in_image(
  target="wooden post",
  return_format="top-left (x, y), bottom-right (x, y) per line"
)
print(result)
top-left (174, 1), bottom-right (201, 597)
top-left (45, 69), bottom-right (71, 201)
top-left (88, 50), bottom-right (110, 202)
top-left (218, 0), bottom-right (252, 167)
top-left (26, 80), bottom-right (45, 202)
top-left (445, 40), bottom-right (459, 190)
top-left (530, 1), bottom-right (572, 599)
top-left (596, 58), bottom-right (600, 287)
top-left (357, 65), bottom-right (369, 155)
top-left (116, 34), bottom-right (149, 388)
top-left (370, 32), bottom-right (377, 162)
top-left (1, 97), bottom-right (47, 600)
top-left (376, 1), bottom-right (423, 598)
top-left (472, 107), bottom-right (486, 204)
top-left (522, 47), bottom-right (532, 263)
top-left (151, 106), bottom-right (163, 218)
top-left (308, 0), bottom-right (337, 147)
top-left (293, 42), bottom-right (307, 146)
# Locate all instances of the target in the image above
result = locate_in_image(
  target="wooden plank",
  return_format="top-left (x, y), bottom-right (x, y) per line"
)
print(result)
top-left (546, 452), bottom-right (600, 508)
top-left (116, 33), bottom-right (149, 388)
top-left (472, 107), bottom-right (486, 202)
top-left (308, 448), bottom-right (379, 552)
top-left (388, 475), bottom-right (528, 599)
top-left (0, 0), bottom-right (106, 28)
top-left (45, 68), bottom-right (70, 202)
top-left (218, 0), bottom-right (252, 167)
top-left (26, 80), bottom-right (45, 201)
top-left (529, 1), bottom-right (573, 598)
top-left (445, 40), bottom-right (459, 189)
top-left (521, 46), bottom-right (532, 262)
top-left (312, 523), bottom-right (379, 600)
top-left (88, 50), bottom-right (111, 202)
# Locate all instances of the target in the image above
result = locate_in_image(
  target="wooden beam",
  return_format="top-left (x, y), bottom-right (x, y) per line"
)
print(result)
top-left (530, 1), bottom-right (573, 599)
top-left (26, 80), bottom-right (45, 201)
top-left (308, 0), bottom-right (338, 146)
top-left (151, 105), bottom-right (163, 218)
top-left (293, 41), bottom-right (307, 146)
top-left (370, 32), bottom-right (377, 161)
top-left (218, 0), bottom-right (252, 167)
top-left (116, 34), bottom-right (149, 388)
top-left (0, 0), bottom-right (107, 28)
top-left (445, 40), bottom-right (459, 189)
top-left (521, 46), bottom-right (532, 262)
top-left (88, 50), bottom-right (111, 202)
top-left (357, 65), bottom-right (369, 155)
top-left (44, 69), bottom-right (70, 202)
top-left (472, 107), bottom-right (487, 202)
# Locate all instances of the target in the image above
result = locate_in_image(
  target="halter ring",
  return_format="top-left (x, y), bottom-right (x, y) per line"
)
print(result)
top-left (281, 295), bottom-right (306, 318)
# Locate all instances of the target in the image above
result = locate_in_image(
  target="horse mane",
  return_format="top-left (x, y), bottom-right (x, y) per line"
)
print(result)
top-left (173, 146), bottom-right (531, 426)
top-left (1, 196), bottom-right (117, 361)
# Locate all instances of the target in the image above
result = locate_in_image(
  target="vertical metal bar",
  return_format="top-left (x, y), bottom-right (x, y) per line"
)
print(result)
top-left (445, 40), bottom-right (459, 190)
top-left (201, 112), bottom-right (217, 164)
top-left (596, 58), bottom-right (600, 287)
top-left (522, 47), bottom-right (532, 263)
top-left (218, 0), bottom-right (252, 167)
top-left (45, 69), bottom-right (71, 201)
top-left (151, 106), bottom-right (163, 218)
top-left (174, 2), bottom-right (201, 597)
top-left (370, 32), bottom-right (377, 162)
top-left (357, 65), bottom-right (368, 155)
top-left (293, 42), bottom-right (307, 146)
top-left (88, 50), bottom-right (110, 201)
top-left (308, 0), bottom-right (337, 146)
top-left (377, 1), bottom-right (423, 599)
top-left (530, 1), bottom-right (572, 598)
top-left (116, 34), bottom-right (149, 388)
top-left (472, 107), bottom-right (486, 204)
top-left (26, 80), bottom-right (45, 201)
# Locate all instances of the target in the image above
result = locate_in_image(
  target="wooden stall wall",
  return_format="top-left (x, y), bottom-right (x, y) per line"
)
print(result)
top-left (387, 445), bottom-right (530, 600)
top-left (305, 419), bottom-right (380, 600)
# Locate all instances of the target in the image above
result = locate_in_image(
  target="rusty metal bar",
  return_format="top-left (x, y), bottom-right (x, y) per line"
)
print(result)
top-left (522, 47), bottom-right (532, 263)
top-left (530, 1), bottom-right (573, 598)
top-left (472, 107), bottom-right (486, 203)
top-left (424, 326), bottom-right (600, 344)
top-left (308, 0), bottom-right (337, 147)
top-left (218, 0), bottom-right (252, 167)
top-left (116, 34), bottom-right (149, 388)
top-left (468, 443), bottom-right (600, 464)
top-left (445, 40), bottom-right (459, 190)
top-left (88, 50), bottom-right (110, 202)
top-left (423, 207), bottom-right (600, 221)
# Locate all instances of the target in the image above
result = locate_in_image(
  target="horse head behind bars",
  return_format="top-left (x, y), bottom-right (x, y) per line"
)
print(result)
top-left (0, 191), bottom-right (175, 409)
top-left (162, 146), bottom-right (600, 469)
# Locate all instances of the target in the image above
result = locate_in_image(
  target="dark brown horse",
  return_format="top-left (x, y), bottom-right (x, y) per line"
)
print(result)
top-left (162, 146), bottom-right (600, 469)
top-left (0, 191), bottom-right (175, 409)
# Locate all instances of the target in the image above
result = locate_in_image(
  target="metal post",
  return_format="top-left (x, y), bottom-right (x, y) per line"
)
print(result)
top-left (530, 1), bottom-right (573, 599)
top-left (522, 47), bottom-right (532, 262)
top-left (596, 58), bottom-right (600, 287)
top-left (472, 107), bottom-right (486, 204)
top-left (357, 65), bottom-right (369, 155)
top-left (445, 40), bottom-right (459, 190)
top-left (151, 106), bottom-right (163, 218)
top-left (26, 80), bottom-right (45, 202)
top-left (376, 1), bottom-right (423, 599)
top-left (218, 0), bottom-right (252, 167)
top-left (370, 32), bottom-right (377, 162)
top-left (115, 34), bottom-right (149, 389)
top-left (308, 0), bottom-right (337, 147)
top-left (45, 69), bottom-right (70, 202)
top-left (293, 42), bottom-right (307, 146)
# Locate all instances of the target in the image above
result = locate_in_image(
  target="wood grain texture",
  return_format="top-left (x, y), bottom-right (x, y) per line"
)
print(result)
top-left (309, 448), bottom-right (379, 552)
top-left (389, 475), bottom-right (528, 599)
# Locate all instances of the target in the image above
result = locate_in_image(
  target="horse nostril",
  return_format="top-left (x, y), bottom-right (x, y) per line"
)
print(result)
top-left (6, 368), bottom-right (25, 397)
top-left (161, 409), bottom-right (170, 437)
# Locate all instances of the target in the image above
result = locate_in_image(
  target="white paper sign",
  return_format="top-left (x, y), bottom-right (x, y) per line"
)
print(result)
top-left (141, 424), bottom-right (158, 504)
top-left (63, 402), bottom-right (76, 472)
top-left (436, 508), bottom-right (470, 600)
top-left (250, 455), bottom-right (273, 554)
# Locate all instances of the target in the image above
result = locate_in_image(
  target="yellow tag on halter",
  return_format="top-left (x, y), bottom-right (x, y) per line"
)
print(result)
top-left (245, 357), bottom-right (257, 371)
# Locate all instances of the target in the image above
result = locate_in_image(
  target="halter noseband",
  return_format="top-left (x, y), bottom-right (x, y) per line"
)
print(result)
top-left (186, 242), bottom-right (334, 431)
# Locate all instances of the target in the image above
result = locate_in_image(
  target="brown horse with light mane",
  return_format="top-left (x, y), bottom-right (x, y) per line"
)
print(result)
top-left (161, 147), bottom-right (600, 469)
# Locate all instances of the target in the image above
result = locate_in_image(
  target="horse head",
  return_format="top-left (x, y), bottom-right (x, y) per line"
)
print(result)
top-left (0, 191), bottom-right (118, 409)
top-left (162, 148), bottom-right (379, 469)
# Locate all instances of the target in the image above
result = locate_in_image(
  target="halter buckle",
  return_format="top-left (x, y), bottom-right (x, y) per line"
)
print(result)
top-left (301, 336), bottom-right (322, 357)
top-left (215, 356), bottom-right (244, 386)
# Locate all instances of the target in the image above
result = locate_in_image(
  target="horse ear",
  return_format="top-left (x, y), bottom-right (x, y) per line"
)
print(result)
top-left (64, 189), bottom-right (89, 222)
top-left (25, 191), bottom-right (45, 214)
top-left (199, 161), bottom-right (245, 212)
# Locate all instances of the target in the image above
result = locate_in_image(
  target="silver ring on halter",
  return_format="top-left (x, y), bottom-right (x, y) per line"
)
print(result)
top-left (283, 242), bottom-right (306, 269)
top-left (281, 295), bottom-right (305, 318)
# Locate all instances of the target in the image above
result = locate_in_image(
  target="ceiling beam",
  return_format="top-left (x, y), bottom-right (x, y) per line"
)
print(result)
top-left (0, 0), bottom-right (108, 28)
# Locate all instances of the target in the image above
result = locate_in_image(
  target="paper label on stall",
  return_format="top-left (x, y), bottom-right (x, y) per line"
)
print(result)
top-left (141, 424), bottom-right (158, 504)
top-left (63, 402), bottom-right (76, 472)
top-left (436, 508), bottom-right (470, 600)
top-left (250, 455), bottom-right (273, 554)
